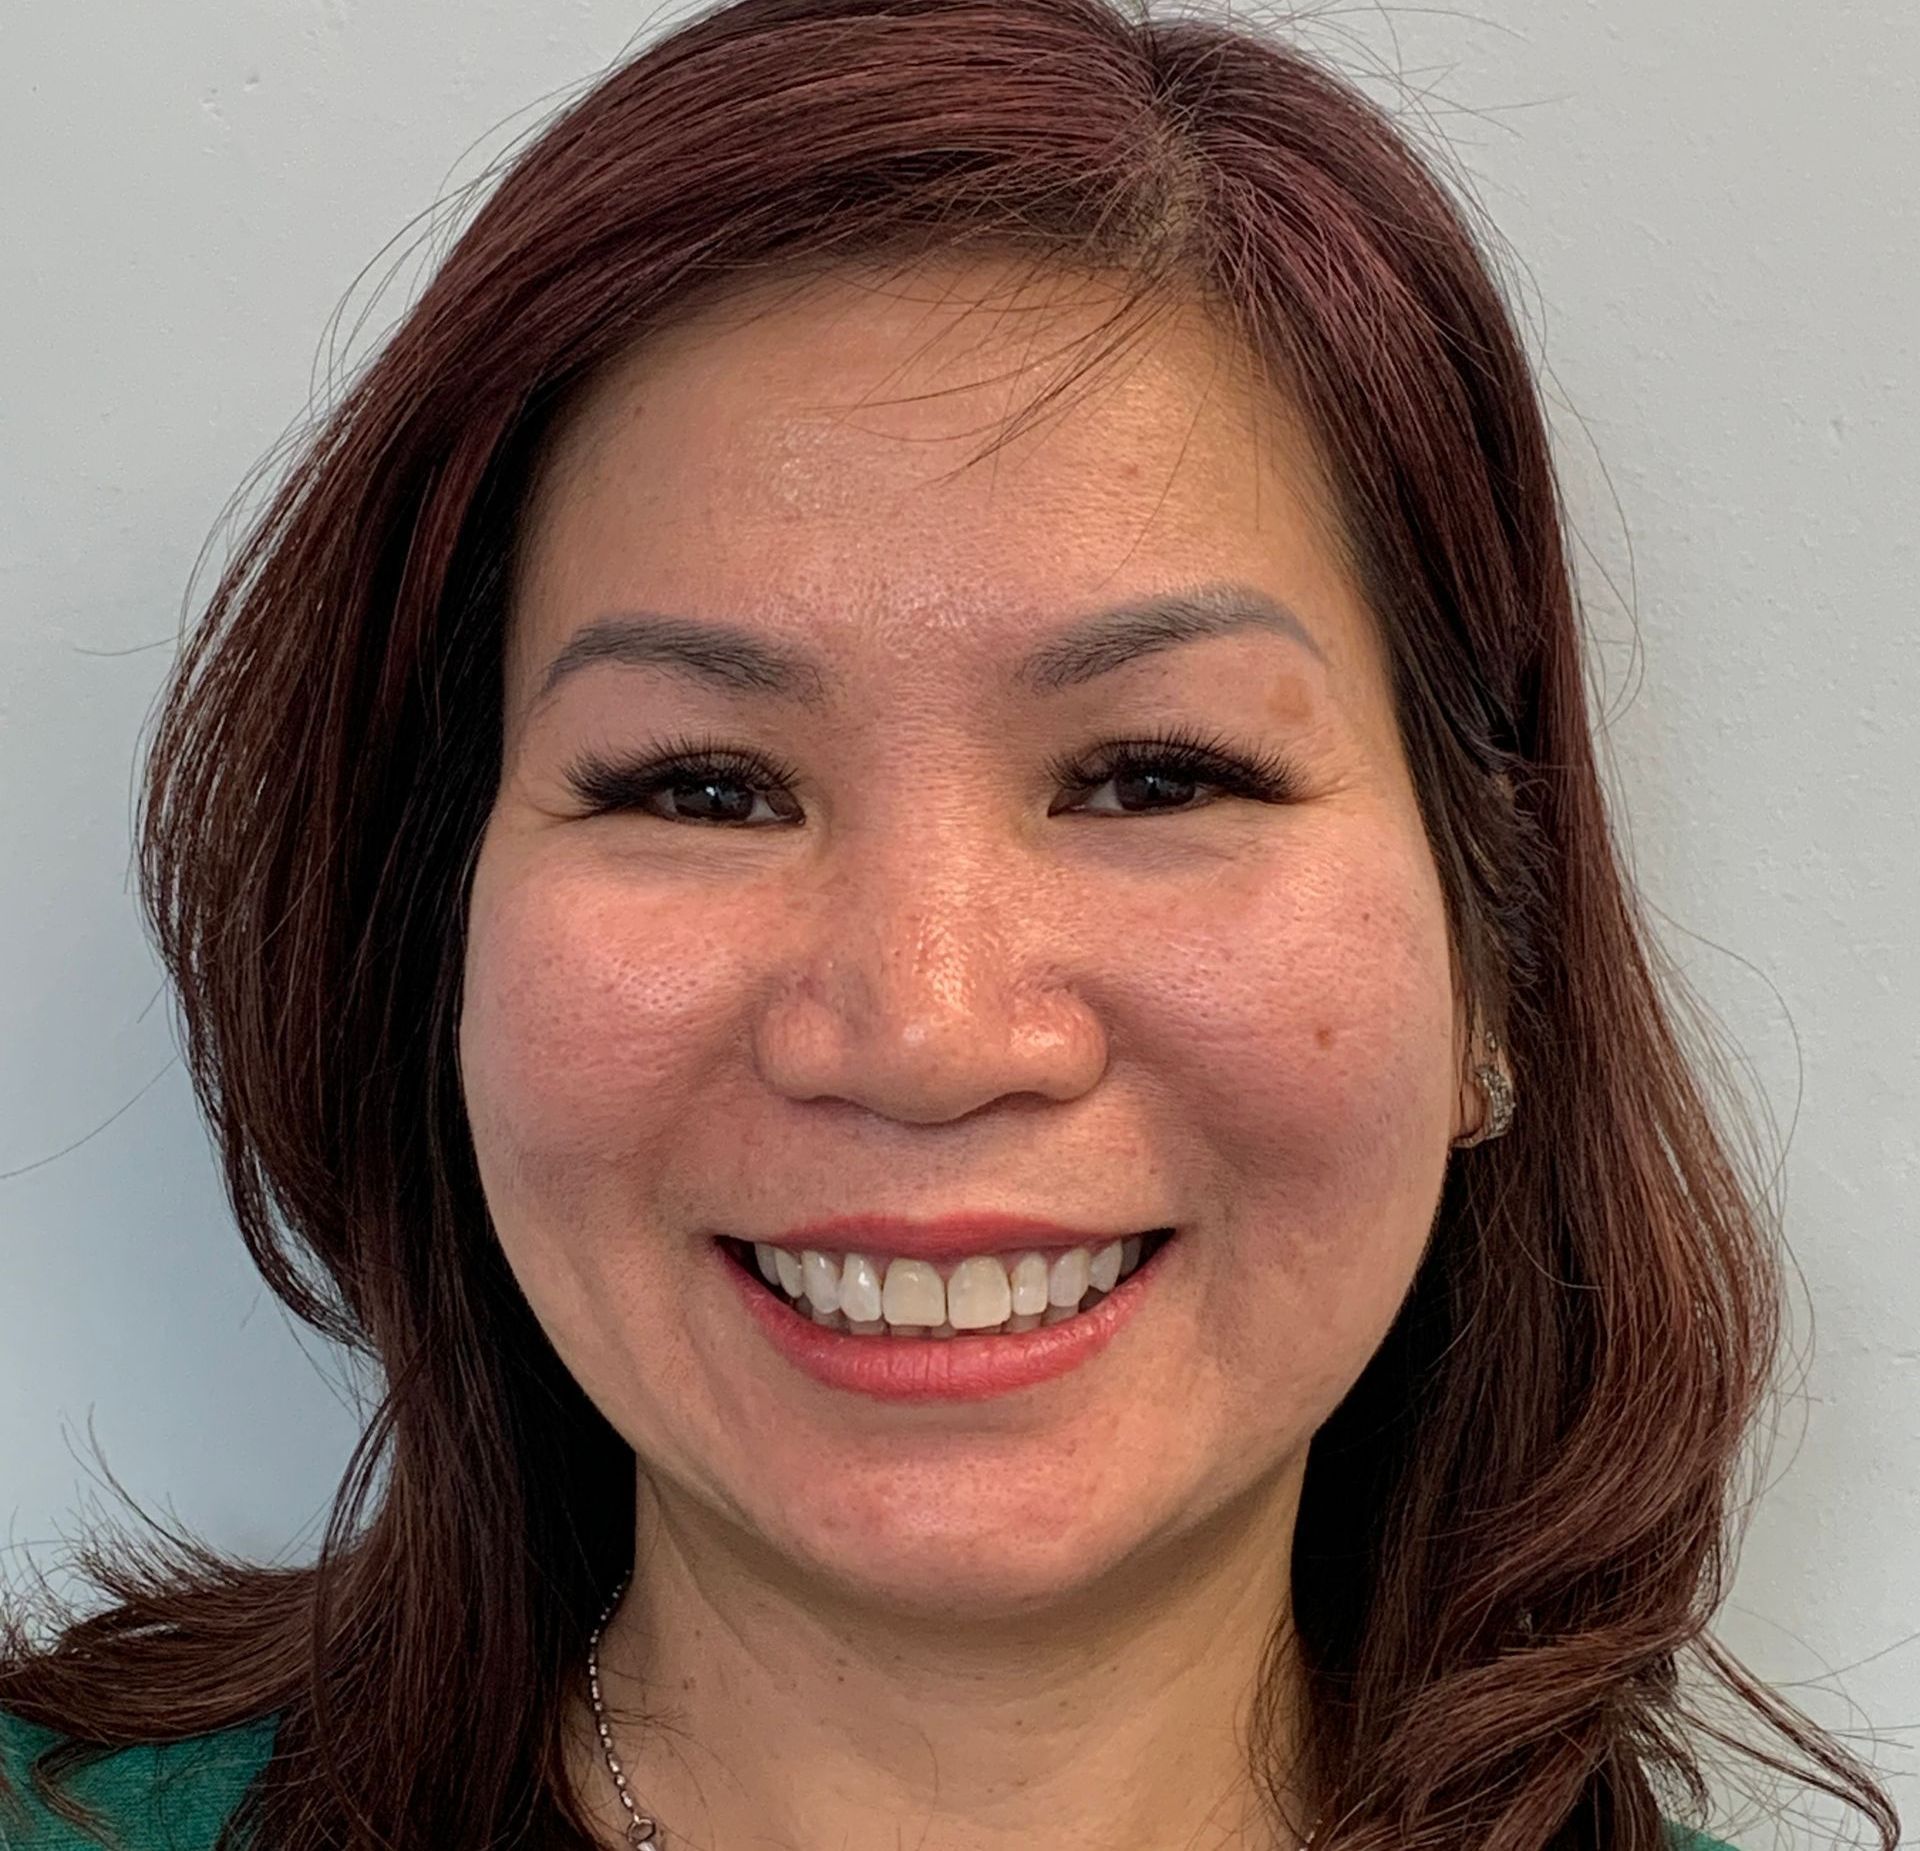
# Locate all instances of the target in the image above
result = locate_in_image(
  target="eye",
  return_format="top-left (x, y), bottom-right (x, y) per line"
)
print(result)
top-left (1043, 721), bottom-right (1304, 816)
top-left (560, 722), bottom-right (1303, 827)
top-left (562, 733), bottom-right (802, 827)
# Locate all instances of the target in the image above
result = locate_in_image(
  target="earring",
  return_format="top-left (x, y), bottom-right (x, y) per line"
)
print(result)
top-left (1452, 1025), bottom-right (1515, 1149)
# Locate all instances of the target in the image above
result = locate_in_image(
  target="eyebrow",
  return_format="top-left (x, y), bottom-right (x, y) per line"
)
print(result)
top-left (530, 580), bottom-right (1324, 713)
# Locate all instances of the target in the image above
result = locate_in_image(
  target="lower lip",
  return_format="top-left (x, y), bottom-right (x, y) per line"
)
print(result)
top-left (715, 1237), bottom-right (1171, 1402)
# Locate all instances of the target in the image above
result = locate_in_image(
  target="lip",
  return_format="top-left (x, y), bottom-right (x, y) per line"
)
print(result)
top-left (715, 1233), bottom-right (1174, 1402)
top-left (765, 1211), bottom-right (1151, 1262)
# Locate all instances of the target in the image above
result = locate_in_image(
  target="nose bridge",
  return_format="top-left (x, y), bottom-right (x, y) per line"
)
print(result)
top-left (763, 814), bottom-right (1103, 1120)
top-left (835, 817), bottom-right (1031, 1036)
top-left (869, 851), bottom-right (1008, 1024)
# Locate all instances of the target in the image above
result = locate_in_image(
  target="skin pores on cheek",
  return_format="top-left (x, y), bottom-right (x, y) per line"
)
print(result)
top-left (1146, 800), bottom-right (1458, 1441)
top-left (457, 852), bottom-right (751, 1447)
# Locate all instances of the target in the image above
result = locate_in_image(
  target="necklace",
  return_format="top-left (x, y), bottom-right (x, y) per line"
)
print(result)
top-left (587, 1571), bottom-right (1320, 1849)
top-left (587, 1573), bottom-right (660, 1849)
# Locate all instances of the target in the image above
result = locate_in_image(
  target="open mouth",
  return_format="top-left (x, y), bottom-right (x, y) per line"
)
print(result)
top-left (718, 1229), bottom-right (1177, 1338)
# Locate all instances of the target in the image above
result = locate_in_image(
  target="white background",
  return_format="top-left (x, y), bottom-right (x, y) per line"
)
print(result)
top-left (1, 3), bottom-right (1913, 1843)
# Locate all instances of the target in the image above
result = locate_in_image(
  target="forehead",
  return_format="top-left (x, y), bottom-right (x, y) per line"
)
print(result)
top-left (506, 256), bottom-right (1376, 711)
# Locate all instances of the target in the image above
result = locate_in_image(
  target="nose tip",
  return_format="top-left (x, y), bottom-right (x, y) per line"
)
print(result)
top-left (755, 967), bottom-right (1106, 1124)
top-left (749, 847), bottom-right (1109, 1120)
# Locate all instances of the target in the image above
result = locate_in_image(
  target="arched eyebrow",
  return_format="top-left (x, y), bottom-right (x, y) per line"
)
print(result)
top-left (530, 580), bottom-right (1324, 715)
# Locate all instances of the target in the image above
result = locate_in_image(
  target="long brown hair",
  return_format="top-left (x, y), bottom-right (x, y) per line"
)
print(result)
top-left (1, 1), bottom-right (1900, 1846)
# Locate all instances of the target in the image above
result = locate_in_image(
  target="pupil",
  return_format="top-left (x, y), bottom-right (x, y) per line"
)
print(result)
top-left (684, 777), bottom-right (752, 823)
top-left (1120, 769), bottom-right (1195, 809)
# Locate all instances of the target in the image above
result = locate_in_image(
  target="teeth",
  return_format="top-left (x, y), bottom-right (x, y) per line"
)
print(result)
top-left (801, 1249), bottom-right (840, 1314)
top-left (946, 1256), bottom-right (1013, 1330)
top-left (1047, 1247), bottom-right (1090, 1307)
top-left (1009, 1251), bottom-right (1050, 1316)
top-left (838, 1252), bottom-right (883, 1323)
top-left (880, 1258), bottom-right (946, 1327)
top-left (742, 1233), bottom-right (1163, 1336)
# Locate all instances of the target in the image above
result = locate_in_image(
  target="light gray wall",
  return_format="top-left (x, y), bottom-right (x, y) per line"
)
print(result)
top-left (2, 3), bottom-right (1913, 1841)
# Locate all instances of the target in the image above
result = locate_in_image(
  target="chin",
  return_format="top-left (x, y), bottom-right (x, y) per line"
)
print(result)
top-left (739, 1466), bottom-right (1188, 1622)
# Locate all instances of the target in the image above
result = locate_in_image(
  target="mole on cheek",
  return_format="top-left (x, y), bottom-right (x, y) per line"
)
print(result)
top-left (1314, 1024), bottom-right (1335, 1050)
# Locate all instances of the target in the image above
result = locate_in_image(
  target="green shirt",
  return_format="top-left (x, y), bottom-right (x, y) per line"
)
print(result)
top-left (0, 1706), bottom-right (1743, 1849)
top-left (0, 1709), bottom-right (278, 1849)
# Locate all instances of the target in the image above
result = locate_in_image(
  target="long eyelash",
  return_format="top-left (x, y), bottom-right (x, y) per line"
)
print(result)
top-left (561, 721), bottom-right (1303, 816)
top-left (562, 732), bottom-right (801, 813)
top-left (1042, 720), bottom-right (1303, 804)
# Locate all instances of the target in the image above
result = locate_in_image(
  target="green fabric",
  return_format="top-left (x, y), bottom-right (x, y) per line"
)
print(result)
top-left (0, 1708), bottom-right (278, 1849)
top-left (0, 1707), bottom-right (1741, 1850)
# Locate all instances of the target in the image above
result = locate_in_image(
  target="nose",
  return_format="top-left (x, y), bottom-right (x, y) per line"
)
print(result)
top-left (750, 831), bottom-right (1108, 1124)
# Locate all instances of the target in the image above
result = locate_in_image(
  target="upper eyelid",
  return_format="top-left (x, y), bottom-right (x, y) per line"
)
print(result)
top-left (559, 728), bottom-right (1303, 817)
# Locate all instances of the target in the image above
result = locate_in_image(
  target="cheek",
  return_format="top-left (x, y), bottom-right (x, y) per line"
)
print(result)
top-left (1129, 815), bottom-right (1455, 1371)
top-left (457, 855), bottom-right (743, 1227)
top-left (459, 809), bottom-right (1455, 1245)
top-left (460, 818), bottom-right (1456, 1182)
top-left (1139, 819), bottom-right (1454, 1140)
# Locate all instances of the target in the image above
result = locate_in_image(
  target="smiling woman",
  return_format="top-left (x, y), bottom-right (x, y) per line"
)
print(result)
top-left (0, 0), bottom-right (1903, 1848)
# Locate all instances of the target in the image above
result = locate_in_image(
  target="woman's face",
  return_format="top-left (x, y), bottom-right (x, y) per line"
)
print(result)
top-left (460, 258), bottom-right (1469, 1617)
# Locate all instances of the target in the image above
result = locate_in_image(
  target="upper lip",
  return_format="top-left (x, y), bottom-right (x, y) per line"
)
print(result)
top-left (761, 1211), bottom-right (1163, 1260)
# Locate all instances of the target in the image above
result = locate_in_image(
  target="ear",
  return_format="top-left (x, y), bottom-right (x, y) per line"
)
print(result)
top-left (1446, 933), bottom-right (1481, 1144)
top-left (1450, 1010), bottom-right (1485, 1145)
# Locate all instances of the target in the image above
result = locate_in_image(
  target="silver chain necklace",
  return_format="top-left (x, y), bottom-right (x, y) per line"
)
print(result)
top-left (587, 1570), bottom-right (1321, 1850)
top-left (587, 1572), bottom-right (661, 1849)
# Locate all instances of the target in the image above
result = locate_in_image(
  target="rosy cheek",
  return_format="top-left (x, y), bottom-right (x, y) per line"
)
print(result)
top-left (1146, 822), bottom-right (1449, 1115)
top-left (1143, 818), bottom-right (1453, 1243)
top-left (1305, 930), bottom-right (1450, 1181)
top-left (460, 810), bottom-right (1452, 1229)
top-left (1284, 872), bottom-right (1452, 1165)
top-left (459, 861), bottom-right (735, 1192)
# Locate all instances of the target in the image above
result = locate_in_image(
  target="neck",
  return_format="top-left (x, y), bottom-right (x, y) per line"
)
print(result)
top-left (568, 1463), bottom-right (1316, 1851)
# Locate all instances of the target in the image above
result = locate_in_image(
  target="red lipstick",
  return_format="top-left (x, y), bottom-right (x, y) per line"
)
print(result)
top-left (714, 1228), bottom-right (1174, 1402)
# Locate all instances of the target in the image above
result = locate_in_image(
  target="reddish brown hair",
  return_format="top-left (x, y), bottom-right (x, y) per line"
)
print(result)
top-left (1, 1), bottom-right (1901, 1846)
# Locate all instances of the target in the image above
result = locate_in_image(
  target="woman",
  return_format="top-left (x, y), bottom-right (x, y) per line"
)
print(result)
top-left (0, 0), bottom-right (1900, 1846)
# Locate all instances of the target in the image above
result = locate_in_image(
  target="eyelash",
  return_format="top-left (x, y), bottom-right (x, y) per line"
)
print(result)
top-left (561, 720), bottom-right (1304, 825)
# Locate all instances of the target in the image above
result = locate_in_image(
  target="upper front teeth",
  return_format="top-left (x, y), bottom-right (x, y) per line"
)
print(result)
top-left (751, 1237), bottom-right (1147, 1332)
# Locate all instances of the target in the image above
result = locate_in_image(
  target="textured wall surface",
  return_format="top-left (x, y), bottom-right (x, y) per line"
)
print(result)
top-left (1, 3), bottom-right (1913, 1842)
